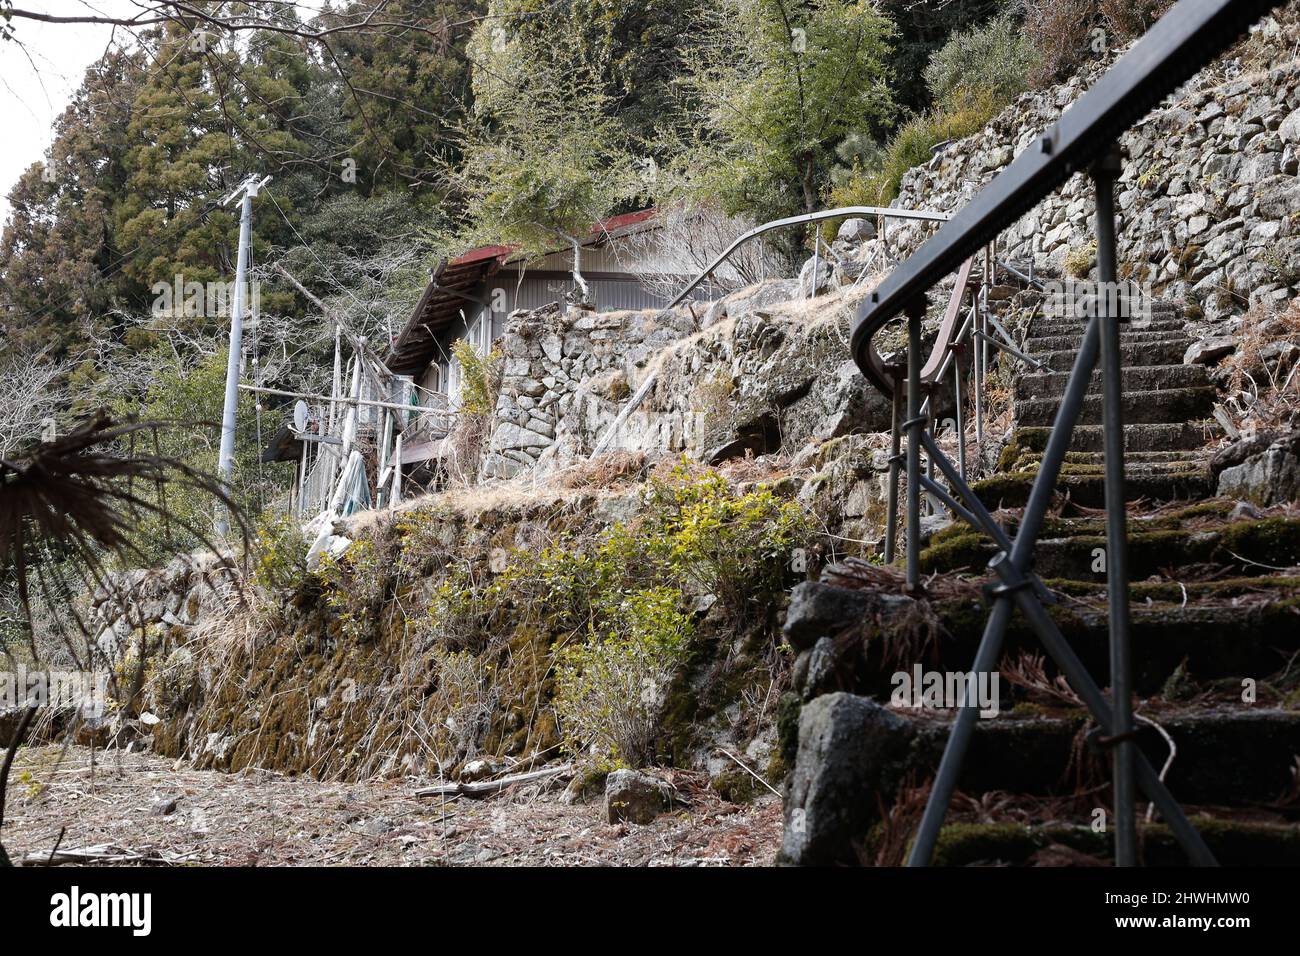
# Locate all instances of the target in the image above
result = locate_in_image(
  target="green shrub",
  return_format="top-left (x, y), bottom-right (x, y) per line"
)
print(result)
top-left (398, 466), bottom-right (811, 766)
top-left (641, 467), bottom-right (808, 619)
top-left (554, 586), bottom-right (694, 767)
top-left (924, 13), bottom-right (1036, 110)
top-left (451, 339), bottom-right (501, 417)
top-left (827, 89), bottom-right (1005, 207)
top-left (316, 536), bottom-right (391, 642)
top-left (251, 513), bottom-right (309, 600)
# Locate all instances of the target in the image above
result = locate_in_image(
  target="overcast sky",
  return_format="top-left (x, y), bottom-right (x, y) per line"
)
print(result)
top-left (0, 1), bottom-right (326, 228)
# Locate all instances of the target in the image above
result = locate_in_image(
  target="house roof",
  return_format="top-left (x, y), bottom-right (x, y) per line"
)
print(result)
top-left (384, 209), bottom-right (661, 376)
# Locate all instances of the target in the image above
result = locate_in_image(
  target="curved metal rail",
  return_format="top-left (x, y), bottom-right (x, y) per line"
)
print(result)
top-left (665, 205), bottom-right (949, 309)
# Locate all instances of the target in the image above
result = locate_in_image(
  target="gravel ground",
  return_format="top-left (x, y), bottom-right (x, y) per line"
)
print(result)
top-left (4, 745), bottom-right (782, 867)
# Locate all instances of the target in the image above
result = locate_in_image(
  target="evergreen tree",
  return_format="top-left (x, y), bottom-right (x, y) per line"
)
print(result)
top-left (323, 0), bottom-right (478, 193)
top-left (0, 48), bottom-right (144, 355)
top-left (669, 0), bottom-right (897, 221)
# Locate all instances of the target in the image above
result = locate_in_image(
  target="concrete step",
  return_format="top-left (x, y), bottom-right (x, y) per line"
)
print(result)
top-left (1033, 340), bottom-right (1190, 370)
top-left (925, 819), bottom-right (1300, 867)
top-left (894, 708), bottom-right (1300, 805)
top-left (819, 586), bottom-right (1300, 698)
top-left (1001, 456), bottom-right (1209, 477)
top-left (1012, 423), bottom-right (1210, 453)
top-left (969, 467), bottom-right (1214, 507)
top-left (920, 516), bottom-right (1300, 580)
top-left (1015, 364), bottom-right (1209, 401)
top-left (1026, 330), bottom-right (1192, 353)
top-left (1028, 315), bottom-right (1188, 337)
top-left (1014, 386), bottom-right (1216, 427)
top-left (1058, 449), bottom-right (1206, 465)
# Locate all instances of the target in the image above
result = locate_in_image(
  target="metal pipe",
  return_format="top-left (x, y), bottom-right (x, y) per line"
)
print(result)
top-left (1093, 145), bottom-right (1137, 867)
top-left (884, 376), bottom-right (903, 565)
top-left (919, 475), bottom-right (980, 537)
top-left (237, 383), bottom-right (452, 418)
top-left (973, 296), bottom-right (984, 452)
top-left (992, 556), bottom-right (1215, 866)
top-left (953, 353), bottom-right (967, 480)
top-left (905, 301), bottom-right (924, 591)
top-left (907, 598), bottom-right (1015, 865)
top-left (971, 328), bottom-right (1045, 371)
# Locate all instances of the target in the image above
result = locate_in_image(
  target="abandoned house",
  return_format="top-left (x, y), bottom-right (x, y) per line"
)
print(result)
top-left (380, 207), bottom-right (719, 477)
top-left (262, 208), bottom-right (723, 511)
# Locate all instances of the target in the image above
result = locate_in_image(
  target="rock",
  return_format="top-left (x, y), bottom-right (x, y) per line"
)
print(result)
top-left (1211, 431), bottom-right (1278, 478)
top-left (920, 514), bottom-right (953, 545)
top-left (460, 758), bottom-right (498, 782)
top-left (1279, 106), bottom-right (1300, 144)
top-left (1184, 336), bottom-right (1236, 366)
top-left (714, 280), bottom-right (799, 323)
top-left (801, 637), bottom-right (838, 700)
top-left (783, 581), bottom-right (873, 651)
top-left (150, 795), bottom-right (180, 816)
top-left (1216, 430), bottom-right (1300, 506)
top-left (781, 693), bottom-right (915, 866)
top-left (1229, 500), bottom-right (1262, 521)
top-left (798, 255), bottom-right (834, 297)
top-left (604, 769), bottom-right (674, 824)
top-left (1260, 340), bottom-right (1300, 368)
top-left (836, 218), bottom-right (876, 243)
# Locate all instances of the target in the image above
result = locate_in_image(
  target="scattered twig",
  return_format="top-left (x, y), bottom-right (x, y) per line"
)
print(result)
top-left (414, 764), bottom-right (572, 798)
top-left (716, 748), bottom-right (781, 798)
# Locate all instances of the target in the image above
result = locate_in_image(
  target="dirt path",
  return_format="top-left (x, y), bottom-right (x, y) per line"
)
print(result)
top-left (4, 746), bottom-right (782, 867)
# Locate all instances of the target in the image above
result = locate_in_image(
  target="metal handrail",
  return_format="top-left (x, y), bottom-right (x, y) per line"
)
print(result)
top-left (665, 205), bottom-right (949, 309)
top-left (846, 0), bottom-right (1284, 868)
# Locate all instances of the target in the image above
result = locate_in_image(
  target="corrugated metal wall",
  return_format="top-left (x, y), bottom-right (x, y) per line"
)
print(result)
top-left (489, 271), bottom-right (717, 315)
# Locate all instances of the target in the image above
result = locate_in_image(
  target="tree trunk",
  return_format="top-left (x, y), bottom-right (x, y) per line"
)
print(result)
top-left (561, 232), bottom-right (591, 306)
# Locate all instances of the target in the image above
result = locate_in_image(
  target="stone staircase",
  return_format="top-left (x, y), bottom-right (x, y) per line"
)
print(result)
top-left (966, 300), bottom-right (1219, 509)
top-left (779, 299), bottom-right (1300, 867)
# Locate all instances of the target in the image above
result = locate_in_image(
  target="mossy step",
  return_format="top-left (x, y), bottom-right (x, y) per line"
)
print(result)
top-left (919, 516), bottom-right (1300, 580)
top-left (897, 709), bottom-right (1300, 806)
top-left (839, 586), bottom-right (1300, 698)
top-left (997, 457), bottom-right (1207, 478)
top-left (1015, 386), bottom-right (1216, 427)
top-left (924, 819), bottom-right (1300, 867)
top-left (1029, 315), bottom-right (1188, 336)
top-left (1026, 330), bottom-right (1192, 353)
top-left (1015, 364), bottom-right (1209, 401)
top-left (1033, 340), bottom-right (1190, 370)
top-left (1058, 449), bottom-right (1205, 464)
top-left (1012, 423), bottom-right (1209, 453)
top-left (969, 467), bottom-right (1213, 509)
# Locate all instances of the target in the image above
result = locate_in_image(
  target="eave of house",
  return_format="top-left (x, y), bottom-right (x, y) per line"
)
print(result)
top-left (383, 209), bottom-right (661, 377)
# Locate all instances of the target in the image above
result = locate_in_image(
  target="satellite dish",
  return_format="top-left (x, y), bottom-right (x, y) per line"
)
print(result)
top-left (293, 400), bottom-right (309, 432)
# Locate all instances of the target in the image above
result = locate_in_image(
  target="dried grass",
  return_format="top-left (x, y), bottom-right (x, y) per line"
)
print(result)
top-left (1221, 299), bottom-right (1300, 436)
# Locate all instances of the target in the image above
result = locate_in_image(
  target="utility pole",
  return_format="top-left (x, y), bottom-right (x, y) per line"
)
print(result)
top-left (216, 173), bottom-right (271, 535)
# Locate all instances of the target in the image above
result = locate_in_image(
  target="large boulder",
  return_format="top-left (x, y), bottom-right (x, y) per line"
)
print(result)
top-left (836, 218), bottom-right (877, 243)
top-left (781, 692), bottom-right (915, 865)
top-left (1217, 430), bottom-right (1300, 505)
